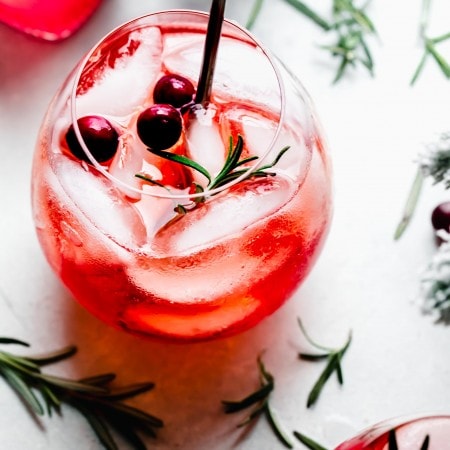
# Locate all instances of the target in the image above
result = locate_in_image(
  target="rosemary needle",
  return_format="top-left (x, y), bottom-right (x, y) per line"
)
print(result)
top-left (297, 318), bottom-right (352, 408)
top-left (222, 355), bottom-right (293, 449)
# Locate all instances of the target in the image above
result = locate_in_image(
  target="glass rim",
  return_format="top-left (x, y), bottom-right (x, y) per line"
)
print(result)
top-left (70, 9), bottom-right (286, 200)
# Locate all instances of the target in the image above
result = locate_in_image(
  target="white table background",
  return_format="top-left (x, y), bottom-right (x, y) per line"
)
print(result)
top-left (1, 1), bottom-right (450, 449)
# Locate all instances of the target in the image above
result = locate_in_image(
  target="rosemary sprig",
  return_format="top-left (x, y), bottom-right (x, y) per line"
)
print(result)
top-left (140, 135), bottom-right (289, 208)
top-left (281, 0), bottom-right (377, 82)
top-left (411, 0), bottom-right (450, 85)
top-left (297, 318), bottom-right (352, 408)
top-left (222, 356), bottom-right (294, 449)
top-left (388, 428), bottom-right (430, 450)
top-left (0, 338), bottom-right (163, 450)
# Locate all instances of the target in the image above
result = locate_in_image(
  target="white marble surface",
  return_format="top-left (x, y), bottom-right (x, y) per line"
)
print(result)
top-left (1, 0), bottom-right (450, 449)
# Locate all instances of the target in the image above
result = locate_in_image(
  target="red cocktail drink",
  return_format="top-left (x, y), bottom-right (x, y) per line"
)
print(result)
top-left (32, 11), bottom-right (332, 341)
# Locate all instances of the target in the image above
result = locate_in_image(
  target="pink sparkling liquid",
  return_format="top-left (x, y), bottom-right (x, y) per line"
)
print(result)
top-left (0, 0), bottom-right (102, 40)
top-left (32, 12), bottom-right (332, 341)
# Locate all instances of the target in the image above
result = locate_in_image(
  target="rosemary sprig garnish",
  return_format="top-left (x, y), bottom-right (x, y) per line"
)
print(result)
top-left (388, 428), bottom-right (430, 450)
top-left (139, 135), bottom-right (290, 210)
top-left (0, 338), bottom-right (163, 450)
top-left (411, 0), bottom-right (450, 85)
top-left (222, 356), bottom-right (294, 449)
top-left (297, 318), bottom-right (352, 408)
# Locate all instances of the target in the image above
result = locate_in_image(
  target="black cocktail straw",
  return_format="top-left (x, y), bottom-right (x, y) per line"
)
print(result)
top-left (195, 0), bottom-right (226, 106)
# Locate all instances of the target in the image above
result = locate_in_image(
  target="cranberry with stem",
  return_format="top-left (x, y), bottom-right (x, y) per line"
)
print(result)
top-left (65, 115), bottom-right (119, 164)
top-left (153, 74), bottom-right (195, 108)
top-left (137, 104), bottom-right (182, 151)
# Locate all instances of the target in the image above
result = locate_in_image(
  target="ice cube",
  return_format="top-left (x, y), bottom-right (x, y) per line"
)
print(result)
top-left (154, 176), bottom-right (294, 255)
top-left (186, 106), bottom-right (226, 181)
top-left (126, 176), bottom-right (295, 304)
top-left (219, 105), bottom-right (277, 160)
top-left (133, 185), bottom-right (179, 237)
top-left (163, 35), bottom-right (280, 109)
top-left (51, 154), bottom-right (147, 249)
top-left (76, 27), bottom-right (163, 118)
top-left (220, 106), bottom-right (311, 181)
top-left (108, 128), bottom-right (148, 199)
top-left (161, 32), bottom-right (204, 82)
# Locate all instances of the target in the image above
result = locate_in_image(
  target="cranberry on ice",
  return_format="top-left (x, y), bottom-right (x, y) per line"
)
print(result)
top-left (153, 74), bottom-right (195, 108)
top-left (65, 115), bottom-right (119, 163)
top-left (137, 104), bottom-right (182, 151)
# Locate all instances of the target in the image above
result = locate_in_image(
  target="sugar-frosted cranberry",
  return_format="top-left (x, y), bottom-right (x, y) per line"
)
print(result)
top-left (65, 115), bottom-right (119, 163)
top-left (137, 104), bottom-right (182, 150)
top-left (431, 202), bottom-right (450, 232)
top-left (153, 74), bottom-right (195, 108)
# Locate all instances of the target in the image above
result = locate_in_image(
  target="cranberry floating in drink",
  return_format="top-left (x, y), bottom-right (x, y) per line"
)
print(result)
top-left (32, 7), bottom-right (332, 341)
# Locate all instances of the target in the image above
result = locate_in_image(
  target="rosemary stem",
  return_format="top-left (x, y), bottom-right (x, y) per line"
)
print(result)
top-left (394, 168), bottom-right (424, 240)
top-left (195, 0), bottom-right (226, 106)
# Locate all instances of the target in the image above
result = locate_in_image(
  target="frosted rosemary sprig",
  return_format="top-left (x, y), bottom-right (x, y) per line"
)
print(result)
top-left (411, 0), bottom-right (450, 85)
top-left (394, 132), bottom-right (450, 239)
top-left (297, 318), bottom-right (352, 408)
top-left (0, 338), bottom-right (163, 450)
top-left (222, 356), bottom-right (294, 449)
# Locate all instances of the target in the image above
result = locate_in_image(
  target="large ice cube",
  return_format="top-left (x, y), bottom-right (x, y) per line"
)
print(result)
top-left (126, 176), bottom-right (295, 304)
top-left (108, 127), bottom-right (148, 199)
top-left (186, 106), bottom-right (226, 181)
top-left (154, 176), bottom-right (294, 255)
top-left (220, 106), bottom-right (311, 181)
top-left (163, 34), bottom-right (280, 109)
top-left (76, 27), bottom-right (163, 118)
top-left (51, 154), bottom-right (147, 249)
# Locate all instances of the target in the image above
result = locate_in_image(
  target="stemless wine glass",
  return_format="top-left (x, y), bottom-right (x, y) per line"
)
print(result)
top-left (32, 10), bottom-right (332, 342)
top-left (0, 0), bottom-right (102, 40)
top-left (336, 414), bottom-right (450, 449)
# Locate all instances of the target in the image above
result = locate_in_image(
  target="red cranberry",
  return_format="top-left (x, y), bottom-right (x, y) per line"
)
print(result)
top-left (137, 104), bottom-right (182, 150)
top-left (153, 74), bottom-right (195, 108)
top-left (431, 202), bottom-right (450, 232)
top-left (65, 115), bottom-right (119, 164)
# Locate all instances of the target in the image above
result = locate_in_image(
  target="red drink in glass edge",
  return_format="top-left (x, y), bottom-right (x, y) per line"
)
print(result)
top-left (336, 415), bottom-right (450, 449)
top-left (32, 10), bottom-right (332, 342)
top-left (0, 0), bottom-right (102, 40)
